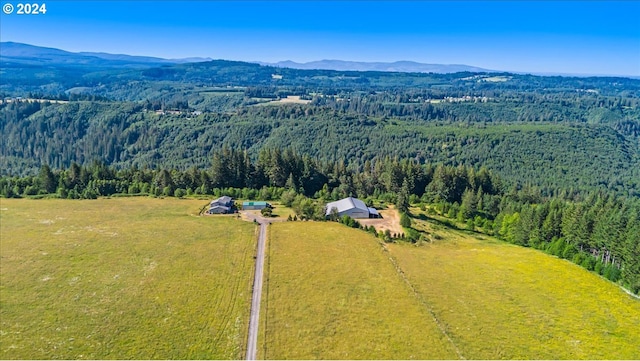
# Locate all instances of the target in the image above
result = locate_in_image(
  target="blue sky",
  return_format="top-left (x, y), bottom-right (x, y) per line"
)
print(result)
top-left (1, 1), bottom-right (639, 76)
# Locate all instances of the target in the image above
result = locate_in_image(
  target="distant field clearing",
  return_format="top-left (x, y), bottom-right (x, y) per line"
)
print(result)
top-left (0, 198), bottom-right (256, 360)
top-left (254, 95), bottom-right (311, 106)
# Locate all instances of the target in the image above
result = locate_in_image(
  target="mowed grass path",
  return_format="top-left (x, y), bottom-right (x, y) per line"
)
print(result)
top-left (388, 231), bottom-right (640, 359)
top-left (0, 198), bottom-right (256, 359)
top-left (260, 222), bottom-right (459, 359)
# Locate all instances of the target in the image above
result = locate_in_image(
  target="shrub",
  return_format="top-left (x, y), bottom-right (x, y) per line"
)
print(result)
top-left (261, 207), bottom-right (273, 217)
top-left (400, 213), bottom-right (412, 228)
top-left (547, 237), bottom-right (566, 257)
top-left (24, 185), bottom-right (38, 196)
top-left (465, 219), bottom-right (474, 231)
top-left (594, 260), bottom-right (604, 275)
top-left (561, 243), bottom-right (577, 260)
top-left (604, 264), bottom-right (621, 282)
top-left (405, 228), bottom-right (420, 243)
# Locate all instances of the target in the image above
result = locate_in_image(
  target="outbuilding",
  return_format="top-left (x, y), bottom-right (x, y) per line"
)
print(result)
top-left (242, 201), bottom-right (271, 210)
top-left (325, 196), bottom-right (380, 219)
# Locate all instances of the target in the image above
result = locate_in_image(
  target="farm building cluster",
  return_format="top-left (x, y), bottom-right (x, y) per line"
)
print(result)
top-left (206, 196), bottom-right (272, 215)
top-left (206, 195), bottom-right (378, 219)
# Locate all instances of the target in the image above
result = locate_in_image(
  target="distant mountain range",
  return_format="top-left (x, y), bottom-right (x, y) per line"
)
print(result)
top-left (1, 42), bottom-right (494, 74)
top-left (0, 42), bottom-right (212, 68)
top-left (256, 60), bottom-right (496, 74)
top-left (2, 42), bottom-right (636, 78)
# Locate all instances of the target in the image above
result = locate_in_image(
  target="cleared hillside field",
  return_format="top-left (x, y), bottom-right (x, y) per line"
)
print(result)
top-left (0, 198), bottom-right (256, 360)
top-left (259, 222), bottom-right (460, 359)
top-left (262, 222), bottom-right (640, 360)
top-left (387, 231), bottom-right (640, 360)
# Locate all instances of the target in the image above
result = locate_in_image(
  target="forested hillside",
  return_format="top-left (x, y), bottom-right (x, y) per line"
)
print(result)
top-left (2, 100), bottom-right (639, 196)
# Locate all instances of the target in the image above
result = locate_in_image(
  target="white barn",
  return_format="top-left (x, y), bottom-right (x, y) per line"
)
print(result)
top-left (325, 197), bottom-right (379, 219)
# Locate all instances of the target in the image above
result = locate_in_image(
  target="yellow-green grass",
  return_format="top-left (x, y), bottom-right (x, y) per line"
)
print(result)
top-left (0, 198), bottom-right (256, 359)
top-left (258, 222), bottom-right (459, 359)
top-left (266, 202), bottom-right (296, 219)
top-left (388, 229), bottom-right (640, 359)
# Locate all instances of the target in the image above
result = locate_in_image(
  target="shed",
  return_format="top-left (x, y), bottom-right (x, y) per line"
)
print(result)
top-left (243, 201), bottom-right (271, 210)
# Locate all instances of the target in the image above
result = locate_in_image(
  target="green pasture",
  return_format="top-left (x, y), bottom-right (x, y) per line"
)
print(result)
top-left (2, 199), bottom-right (639, 360)
top-left (261, 221), bottom-right (640, 359)
top-left (387, 230), bottom-right (640, 359)
top-left (259, 222), bottom-right (460, 359)
top-left (0, 198), bottom-right (257, 359)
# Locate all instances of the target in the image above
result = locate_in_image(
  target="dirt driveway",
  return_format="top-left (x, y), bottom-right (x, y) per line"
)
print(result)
top-left (359, 206), bottom-right (403, 235)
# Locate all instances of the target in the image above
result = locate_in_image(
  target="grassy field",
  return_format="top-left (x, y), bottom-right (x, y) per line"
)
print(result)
top-left (0, 198), bottom-right (257, 360)
top-left (259, 222), bottom-right (460, 359)
top-left (3, 199), bottom-right (639, 360)
top-left (261, 221), bottom-right (640, 360)
top-left (388, 230), bottom-right (640, 359)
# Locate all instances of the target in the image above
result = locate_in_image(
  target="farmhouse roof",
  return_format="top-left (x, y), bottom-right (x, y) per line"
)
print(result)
top-left (325, 196), bottom-right (369, 215)
top-left (209, 205), bottom-right (230, 212)
top-left (212, 196), bottom-right (233, 205)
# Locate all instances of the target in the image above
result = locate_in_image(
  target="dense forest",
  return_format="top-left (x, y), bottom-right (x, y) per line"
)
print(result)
top-left (2, 100), bottom-right (639, 197)
top-left (1, 44), bottom-right (639, 295)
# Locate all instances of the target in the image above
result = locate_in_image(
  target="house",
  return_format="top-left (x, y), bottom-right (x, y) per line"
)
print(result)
top-left (325, 197), bottom-right (380, 219)
top-left (211, 196), bottom-right (233, 208)
top-left (207, 196), bottom-right (234, 214)
top-left (208, 205), bottom-right (231, 214)
top-left (242, 201), bottom-right (271, 210)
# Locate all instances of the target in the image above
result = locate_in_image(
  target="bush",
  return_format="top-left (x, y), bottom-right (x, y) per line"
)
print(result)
top-left (400, 213), bottom-right (412, 228)
top-left (604, 264), bottom-right (621, 282)
top-left (547, 237), bottom-right (566, 257)
top-left (579, 254), bottom-right (595, 271)
top-left (339, 215), bottom-right (360, 228)
top-left (174, 188), bottom-right (187, 198)
top-left (594, 260), bottom-right (604, 275)
top-left (561, 243), bottom-right (577, 260)
top-left (405, 228), bottom-right (420, 243)
top-left (261, 207), bottom-right (273, 217)
top-left (465, 219), bottom-right (474, 231)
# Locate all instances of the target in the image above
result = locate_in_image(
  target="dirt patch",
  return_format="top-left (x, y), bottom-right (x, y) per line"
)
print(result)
top-left (255, 96), bottom-right (311, 106)
top-left (359, 206), bottom-right (403, 235)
